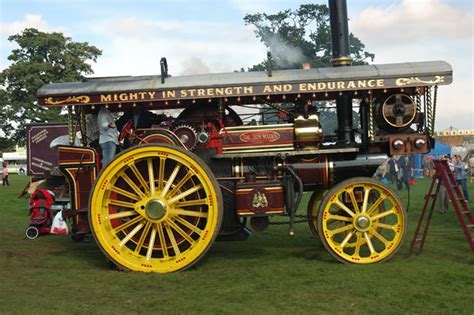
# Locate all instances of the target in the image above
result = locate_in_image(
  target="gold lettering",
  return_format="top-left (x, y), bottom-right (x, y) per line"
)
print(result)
top-left (327, 82), bottom-right (336, 89)
top-left (100, 94), bottom-right (112, 102)
top-left (368, 80), bottom-right (376, 88)
top-left (337, 81), bottom-right (345, 89)
top-left (180, 90), bottom-right (187, 97)
top-left (299, 83), bottom-right (307, 91)
top-left (215, 88), bottom-right (224, 96)
top-left (274, 85), bottom-right (282, 92)
top-left (317, 82), bottom-right (326, 90)
top-left (234, 87), bottom-right (242, 94)
top-left (206, 88), bottom-right (214, 96)
top-left (148, 91), bottom-right (156, 99)
top-left (358, 80), bottom-right (366, 88)
top-left (119, 93), bottom-right (129, 101)
top-left (188, 89), bottom-right (196, 97)
top-left (263, 85), bottom-right (273, 93)
top-left (139, 92), bottom-right (147, 99)
top-left (197, 89), bottom-right (205, 97)
top-left (165, 91), bottom-right (176, 98)
top-left (129, 93), bottom-right (138, 101)
top-left (244, 86), bottom-right (253, 94)
top-left (377, 79), bottom-right (384, 87)
top-left (113, 94), bottom-right (118, 101)
top-left (283, 84), bottom-right (292, 92)
top-left (307, 83), bottom-right (317, 91)
top-left (224, 87), bottom-right (233, 95)
top-left (347, 81), bottom-right (356, 89)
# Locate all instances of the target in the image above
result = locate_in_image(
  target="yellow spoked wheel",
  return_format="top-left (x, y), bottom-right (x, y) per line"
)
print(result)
top-left (89, 144), bottom-right (223, 273)
top-left (317, 177), bottom-right (406, 264)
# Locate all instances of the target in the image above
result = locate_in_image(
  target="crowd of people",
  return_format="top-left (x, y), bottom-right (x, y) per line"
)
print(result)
top-left (376, 155), bottom-right (415, 191)
top-left (375, 153), bottom-right (471, 213)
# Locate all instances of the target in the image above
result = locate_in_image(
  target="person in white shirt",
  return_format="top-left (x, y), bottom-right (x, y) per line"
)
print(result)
top-left (97, 107), bottom-right (119, 166)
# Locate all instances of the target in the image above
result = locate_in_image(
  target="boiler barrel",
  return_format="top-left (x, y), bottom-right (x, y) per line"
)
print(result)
top-left (292, 154), bottom-right (387, 190)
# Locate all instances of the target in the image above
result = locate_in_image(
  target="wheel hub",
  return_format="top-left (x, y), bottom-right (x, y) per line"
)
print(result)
top-left (145, 199), bottom-right (167, 220)
top-left (354, 215), bottom-right (371, 231)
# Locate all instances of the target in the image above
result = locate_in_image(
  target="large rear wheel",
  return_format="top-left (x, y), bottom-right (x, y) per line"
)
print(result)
top-left (89, 144), bottom-right (223, 273)
top-left (317, 177), bottom-right (406, 264)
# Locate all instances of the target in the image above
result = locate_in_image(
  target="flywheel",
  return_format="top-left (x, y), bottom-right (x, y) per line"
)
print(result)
top-left (89, 144), bottom-right (223, 273)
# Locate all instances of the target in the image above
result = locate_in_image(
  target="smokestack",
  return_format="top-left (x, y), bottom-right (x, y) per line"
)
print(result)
top-left (328, 0), bottom-right (354, 144)
top-left (328, 0), bottom-right (352, 66)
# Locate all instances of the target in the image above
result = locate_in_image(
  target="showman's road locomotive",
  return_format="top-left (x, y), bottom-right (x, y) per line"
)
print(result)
top-left (31, 1), bottom-right (452, 272)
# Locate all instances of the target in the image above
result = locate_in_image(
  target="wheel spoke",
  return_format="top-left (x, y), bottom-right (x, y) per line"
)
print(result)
top-left (334, 200), bottom-right (356, 217)
top-left (157, 157), bottom-right (165, 191)
top-left (176, 198), bottom-right (208, 207)
top-left (164, 222), bottom-right (181, 256)
top-left (329, 224), bottom-right (353, 236)
top-left (327, 214), bottom-right (352, 222)
top-left (354, 233), bottom-right (363, 256)
top-left (129, 163), bottom-right (150, 195)
top-left (371, 209), bottom-right (394, 221)
top-left (105, 210), bottom-right (137, 221)
top-left (361, 187), bottom-right (370, 213)
top-left (109, 199), bottom-right (136, 209)
top-left (115, 216), bottom-right (144, 233)
top-left (110, 186), bottom-right (140, 201)
top-left (372, 222), bottom-right (396, 231)
top-left (135, 222), bottom-right (152, 253)
top-left (168, 185), bottom-right (203, 204)
top-left (340, 230), bottom-right (354, 249)
top-left (146, 225), bottom-right (157, 261)
top-left (173, 216), bottom-right (203, 235)
top-left (147, 159), bottom-right (156, 195)
top-left (171, 208), bottom-right (208, 218)
top-left (119, 222), bottom-right (144, 247)
top-left (349, 190), bottom-right (361, 213)
top-left (157, 223), bottom-right (169, 259)
top-left (367, 195), bottom-right (385, 215)
top-left (371, 228), bottom-right (389, 246)
top-left (120, 171), bottom-right (146, 199)
top-left (161, 165), bottom-right (181, 197)
top-left (364, 232), bottom-right (376, 254)
top-left (166, 219), bottom-right (194, 245)
top-left (167, 170), bottom-right (194, 198)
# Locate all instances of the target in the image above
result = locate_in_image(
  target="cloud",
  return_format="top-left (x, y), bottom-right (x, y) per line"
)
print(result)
top-left (0, 13), bottom-right (67, 36)
top-left (350, 0), bottom-right (473, 130)
top-left (88, 16), bottom-right (267, 77)
top-left (351, 0), bottom-right (473, 44)
top-left (230, 0), bottom-right (274, 14)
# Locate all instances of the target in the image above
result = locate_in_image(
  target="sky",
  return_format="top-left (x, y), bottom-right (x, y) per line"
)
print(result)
top-left (0, 0), bottom-right (473, 130)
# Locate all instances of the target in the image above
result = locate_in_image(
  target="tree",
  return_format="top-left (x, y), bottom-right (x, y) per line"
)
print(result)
top-left (0, 28), bottom-right (102, 145)
top-left (244, 4), bottom-right (374, 71)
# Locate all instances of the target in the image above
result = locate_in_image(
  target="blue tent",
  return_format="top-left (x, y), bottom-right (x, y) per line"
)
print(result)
top-left (412, 140), bottom-right (451, 177)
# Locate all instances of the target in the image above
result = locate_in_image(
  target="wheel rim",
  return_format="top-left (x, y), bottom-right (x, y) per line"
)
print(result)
top-left (318, 178), bottom-right (406, 264)
top-left (89, 144), bottom-right (222, 273)
top-left (307, 190), bottom-right (324, 237)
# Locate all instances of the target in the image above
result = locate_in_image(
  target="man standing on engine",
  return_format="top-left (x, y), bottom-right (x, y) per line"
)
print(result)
top-left (98, 107), bottom-right (119, 166)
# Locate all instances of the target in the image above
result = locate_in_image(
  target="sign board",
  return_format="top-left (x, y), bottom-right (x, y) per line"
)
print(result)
top-left (26, 123), bottom-right (69, 176)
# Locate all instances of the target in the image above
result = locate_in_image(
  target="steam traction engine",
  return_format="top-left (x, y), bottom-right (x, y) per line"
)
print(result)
top-left (34, 2), bottom-right (452, 273)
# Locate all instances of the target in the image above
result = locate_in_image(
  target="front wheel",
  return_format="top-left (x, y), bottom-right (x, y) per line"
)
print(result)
top-left (89, 144), bottom-right (223, 273)
top-left (317, 177), bottom-right (407, 264)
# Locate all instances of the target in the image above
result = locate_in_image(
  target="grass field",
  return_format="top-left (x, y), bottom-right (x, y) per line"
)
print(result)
top-left (0, 174), bottom-right (473, 314)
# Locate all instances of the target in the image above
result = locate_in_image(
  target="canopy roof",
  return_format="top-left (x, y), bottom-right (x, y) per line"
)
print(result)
top-left (37, 60), bottom-right (452, 110)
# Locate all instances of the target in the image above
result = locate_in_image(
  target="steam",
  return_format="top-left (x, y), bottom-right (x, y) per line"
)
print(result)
top-left (263, 33), bottom-right (305, 68)
top-left (178, 56), bottom-right (211, 75)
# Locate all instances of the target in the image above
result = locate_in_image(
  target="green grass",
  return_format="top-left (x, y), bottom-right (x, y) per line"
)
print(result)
top-left (1, 175), bottom-right (473, 314)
